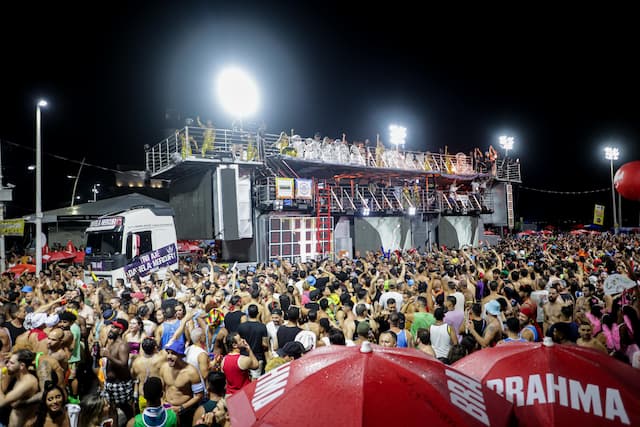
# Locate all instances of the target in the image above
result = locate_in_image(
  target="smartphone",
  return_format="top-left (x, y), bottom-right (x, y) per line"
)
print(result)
top-left (101, 419), bottom-right (114, 427)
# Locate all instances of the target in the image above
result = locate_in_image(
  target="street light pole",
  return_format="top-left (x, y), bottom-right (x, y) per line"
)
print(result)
top-left (605, 146), bottom-right (619, 234)
top-left (618, 192), bottom-right (622, 229)
top-left (35, 99), bottom-right (47, 274)
top-left (70, 157), bottom-right (85, 207)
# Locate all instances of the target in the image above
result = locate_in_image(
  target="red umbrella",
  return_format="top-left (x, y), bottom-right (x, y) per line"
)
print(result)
top-left (228, 342), bottom-right (514, 427)
top-left (454, 339), bottom-right (640, 426)
top-left (177, 240), bottom-right (203, 253)
top-left (7, 263), bottom-right (36, 276)
top-left (42, 250), bottom-right (76, 263)
top-left (72, 251), bottom-right (85, 264)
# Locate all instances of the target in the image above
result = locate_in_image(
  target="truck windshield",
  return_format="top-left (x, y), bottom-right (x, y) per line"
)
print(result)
top-left (86, 231), bottom-right (123, 256)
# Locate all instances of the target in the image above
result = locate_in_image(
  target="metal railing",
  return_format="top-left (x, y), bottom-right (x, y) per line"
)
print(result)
top-left (253, 178), bottom-right (493, 215)
top-left (145, 127), bottom-right (520, 182)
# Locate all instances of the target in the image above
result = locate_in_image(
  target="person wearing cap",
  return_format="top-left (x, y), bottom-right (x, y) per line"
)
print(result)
top-left (101, 318), bottom-right (135, 423)
top-left (127, 377), bottom-right (178, 427)
top-left (159, 340), bottom-right (204, 427)
top-left (221, 332), bottom-right (259, 395)
top-left (354, 320), bottom-right (373, 345)
top-left (264, 341), bottom-right (305, 373)
top-left (277, 340), bottom-right (305, 360)
top-left (517, 284), bottom-right (537, 321)
top-left (466, 300), bottom-right (502, 348)
top-left (21, 285), bottom-right (35, 306)
top-left (518, 306), bottom-right (542, 342)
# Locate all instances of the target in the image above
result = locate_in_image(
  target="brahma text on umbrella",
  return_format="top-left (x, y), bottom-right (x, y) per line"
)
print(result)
top-left (486, 374), bottom-right (629, 425)
top-left (446, 369), bottom-right (490, 426)
top-left (251, 362), bottom-right (291, 411)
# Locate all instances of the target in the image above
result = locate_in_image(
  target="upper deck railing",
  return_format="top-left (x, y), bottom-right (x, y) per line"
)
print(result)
top-left (146, 126), bottom-right (521, 182)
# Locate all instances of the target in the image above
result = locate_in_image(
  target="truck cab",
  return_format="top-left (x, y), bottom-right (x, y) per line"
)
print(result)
top-left (83, 206), bottom-right (178, 285)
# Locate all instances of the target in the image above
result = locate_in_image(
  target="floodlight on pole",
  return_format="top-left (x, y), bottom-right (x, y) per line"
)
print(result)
top-left (35, 99), bottom-right (47, 274)
top-left (69, 157), bottom-right (85, 207)
top-left (216, 67), bottom-right (260, 126)
top-left (604, 146), bottom-right (619, 234)
top-left (389, 125), bottom-right (407, 151)
top-left (91, 183), bottom-right (101, 202)
top-left (498, 135), bottom-right (515, 157)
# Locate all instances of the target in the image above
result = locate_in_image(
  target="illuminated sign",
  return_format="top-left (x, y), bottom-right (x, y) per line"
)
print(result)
top-left (88, 217), bottom-right (123, 229)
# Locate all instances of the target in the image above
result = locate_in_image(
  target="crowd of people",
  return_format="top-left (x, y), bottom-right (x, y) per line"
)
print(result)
top-left (0, 231), bottom-right (638, 426)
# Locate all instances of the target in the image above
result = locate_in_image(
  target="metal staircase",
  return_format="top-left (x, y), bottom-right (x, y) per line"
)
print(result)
top-left (315, 180), bottom-right (333, 258)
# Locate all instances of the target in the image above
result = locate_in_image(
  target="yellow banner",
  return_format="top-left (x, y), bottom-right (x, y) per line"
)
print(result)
top-left (593, 204), bottom-right (605, 225)
top-left (0, 219), bottom-right (25, 236)
top-left (275, 178), bottom-right (294, 199)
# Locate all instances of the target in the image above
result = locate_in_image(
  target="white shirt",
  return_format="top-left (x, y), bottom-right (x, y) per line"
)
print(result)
top-left (430, 323), bottom-right (453, 359)
top-left (379, 291), bottom-right (403, 312)
top-left (266, 321), bottom-right (280, 355)
top-left (451, 291), bottom-right (465, 312)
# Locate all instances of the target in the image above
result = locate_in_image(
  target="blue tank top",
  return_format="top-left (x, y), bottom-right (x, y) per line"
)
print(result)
top-left (396, 329), bottom-right (409, 348)
top-left (503, 337), bottom-right (527, 343)
top-left (161, 319), bottom-right (185, 349)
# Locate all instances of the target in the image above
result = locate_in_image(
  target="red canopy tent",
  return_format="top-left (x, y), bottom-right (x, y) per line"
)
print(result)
top-left (228, 342), bottom-right (514, 427)
top-left (454, 340), bottom-right (640, 426)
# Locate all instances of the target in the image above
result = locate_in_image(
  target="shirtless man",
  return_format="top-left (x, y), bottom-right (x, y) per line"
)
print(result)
top-left (18, 351), bottom-right (66, 409)
top-left (130, 337), bottom-right (165, 412)
top-left (46, 328), bottom-right (69, 373)
top-left (543, 284), bottom-right (570, 334)
top-left (0, 350), bottom-right (39, 427)
top-left (101, 318), bottom-right (134, 422)
top-left (576, 321), bottom-right (607, 354)
top-left (159, 341), bottom-right (204, 427)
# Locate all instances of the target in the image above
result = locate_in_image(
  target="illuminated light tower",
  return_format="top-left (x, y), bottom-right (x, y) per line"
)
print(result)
top-left (389, 125), bottom-right (407, 151)
top-left (35, 99), bottom-right (47, 274)
top-left (498, 135), bottom-right (515, 158)
top-left (91, 183), bottom-right (101, 202)
top-left (216, 66), bottom-right (260, 129)
top-left (604, 146), bottom-right (619, 234)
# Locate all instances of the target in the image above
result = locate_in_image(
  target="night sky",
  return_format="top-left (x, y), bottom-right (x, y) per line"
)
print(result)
top-left (2, 3), bottom-right (639, 226)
